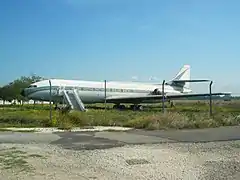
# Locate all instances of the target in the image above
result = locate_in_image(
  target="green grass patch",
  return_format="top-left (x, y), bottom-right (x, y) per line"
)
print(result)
top-left (0, 101), bottom-right (240, 130)
top-left (28, 154), bottom-right (45, 158)
top-left (0, 149), bottom-right (31, 172)
top-left (230, 143), bottom-right (240, 149)
top-left (0, 128), bottom-right (13, 132)
top-left (0, 109), bottom-right (58, 127)
top-left (0, 147), bottom-right (46, 173)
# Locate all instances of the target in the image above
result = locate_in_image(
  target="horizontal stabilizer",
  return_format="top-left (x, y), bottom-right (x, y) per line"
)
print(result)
top-left (171, 79), bottom-right (210, 83)
top-left (169, 65), bottom-right (211, 89)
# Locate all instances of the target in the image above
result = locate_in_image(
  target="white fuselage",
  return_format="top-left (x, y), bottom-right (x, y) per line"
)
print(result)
top-left (24, 79), bottom-right (191, 104)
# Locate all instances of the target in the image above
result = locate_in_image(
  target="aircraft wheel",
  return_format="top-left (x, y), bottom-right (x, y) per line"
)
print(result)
top-left (131, 105), bottom-right (143, 111)
top-left (113, 104), bottom-right (125, 110)
top-left (133, 105), bottom-right (139, 111)
top-left (119, 105), bottom-right (126, 110)
top-left (113, 104), bottom-right (118, 109)
top-left (137, 105), bottom-right (144, 111)
top-left (54, 106), bottom-right (60, 110)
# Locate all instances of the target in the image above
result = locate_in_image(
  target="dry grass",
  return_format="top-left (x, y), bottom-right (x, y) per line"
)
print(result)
top-left (0, 147), bottom-right (45, 173)
top-left (0, 100), bottom-right (240, 130)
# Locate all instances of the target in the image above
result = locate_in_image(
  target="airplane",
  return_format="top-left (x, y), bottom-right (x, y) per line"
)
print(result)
top-left (20, 65), bottom-right (231, 111)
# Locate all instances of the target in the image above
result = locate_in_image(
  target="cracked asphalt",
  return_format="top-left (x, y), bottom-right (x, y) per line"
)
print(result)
top-left (0, 126), bottom-right (240, 180)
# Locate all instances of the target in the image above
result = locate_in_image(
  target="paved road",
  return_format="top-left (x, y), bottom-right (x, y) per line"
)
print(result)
top-left (128, 125), bottom-right (240, 142)
top-left (0, 126), bottom-right (240, 180)
top-left (0, 126), bottom-right (239, 150)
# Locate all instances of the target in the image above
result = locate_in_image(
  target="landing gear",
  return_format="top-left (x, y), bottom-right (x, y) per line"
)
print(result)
top-left (137, 105), bottom-right (144, 111)
top-left (169, 100), bottom-right (175, 108)
top-left (130, 105), bottom-right (144, 111)
top-left (113, 104), bottom-right (126, 110)
top-left (113, 104), bottom-right (144, 111)
top-left (54, 103), bottom-right (60, 110)
top-left (54, 103), bottom-right (67, 111)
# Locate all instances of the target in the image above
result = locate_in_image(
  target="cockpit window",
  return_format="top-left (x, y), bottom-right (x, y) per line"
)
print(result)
top-left (28, 85), bottom-right (37, 88)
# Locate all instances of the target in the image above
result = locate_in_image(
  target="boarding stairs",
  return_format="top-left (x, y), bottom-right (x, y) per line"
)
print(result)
top-left (61, 89), bottom-right (86, 111)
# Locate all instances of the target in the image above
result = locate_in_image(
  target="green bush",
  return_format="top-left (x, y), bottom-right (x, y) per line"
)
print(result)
top-left (59, 110), bottom-right (142, 127)
top-left (0, 104), bottom-right (240, 130)
top-left (0, 109), bottom-right (57, 127)
top-left (124, 111), bottom-right (240, 130)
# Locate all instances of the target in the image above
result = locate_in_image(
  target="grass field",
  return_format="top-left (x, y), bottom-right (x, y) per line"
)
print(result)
top-left (0, 100), bottom-right (240, 130)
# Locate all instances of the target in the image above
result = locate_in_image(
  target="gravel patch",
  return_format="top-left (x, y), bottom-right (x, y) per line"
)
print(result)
top-left (0, 141), bottom-right (239, 180)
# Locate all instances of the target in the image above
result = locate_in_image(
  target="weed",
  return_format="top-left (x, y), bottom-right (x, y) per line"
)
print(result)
top-left (28, 154), bottom-right (45, 158)
top-left (0, 101), bottom-right (240, 130)
top-left (0, 148), bottom-right (45, 173)
top-left (0, 149), bottom-right (32, 172)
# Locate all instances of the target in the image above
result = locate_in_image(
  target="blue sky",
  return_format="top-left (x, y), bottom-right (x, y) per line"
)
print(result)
top-left (0, 0), bottom-right (240, 93)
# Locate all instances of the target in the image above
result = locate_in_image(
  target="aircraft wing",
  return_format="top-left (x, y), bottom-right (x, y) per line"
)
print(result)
top-left (106, 92), bottom-right (231, 104)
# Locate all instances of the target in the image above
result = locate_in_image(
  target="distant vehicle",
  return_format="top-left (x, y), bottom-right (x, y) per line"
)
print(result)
top-left (21, 65), bottom-right (230, 111)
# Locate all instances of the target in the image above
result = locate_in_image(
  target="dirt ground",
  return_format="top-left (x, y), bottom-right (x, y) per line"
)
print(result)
top-left (0, 127), bottom-right (240, 180)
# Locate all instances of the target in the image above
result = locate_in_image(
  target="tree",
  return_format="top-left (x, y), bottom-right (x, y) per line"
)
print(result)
top-left (0, 75), bottom-right (45, 103)
top-left (0, 82), bottom-right (15, 102)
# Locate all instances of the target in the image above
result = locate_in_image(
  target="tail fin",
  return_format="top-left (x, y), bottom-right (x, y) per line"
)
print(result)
top-left (172, 65), bottom-right (191, 88)
top-left (169, 65), bottom-right (209, 91)
top-left (171, 65), bottom-right (191, 89)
